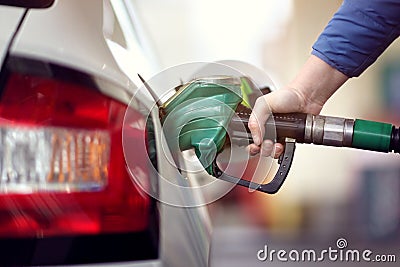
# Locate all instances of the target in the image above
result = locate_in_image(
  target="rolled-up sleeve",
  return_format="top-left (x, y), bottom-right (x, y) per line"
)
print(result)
top-left (312, 0), bottom-right (400, 77)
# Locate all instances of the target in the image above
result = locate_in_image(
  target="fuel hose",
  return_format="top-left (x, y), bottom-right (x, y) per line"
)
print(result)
top-left (230, 112), bottom-right (400, 154)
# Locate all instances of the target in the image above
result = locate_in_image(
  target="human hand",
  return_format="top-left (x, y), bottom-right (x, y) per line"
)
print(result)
top-left (247, 55), bottom-right (348, 158)
top-left (247, 87), bottom-right (315, 158)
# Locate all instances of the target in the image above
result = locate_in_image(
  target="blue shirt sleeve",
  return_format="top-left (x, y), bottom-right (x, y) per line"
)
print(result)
top-left (311, 0), bottom-right (400, 77)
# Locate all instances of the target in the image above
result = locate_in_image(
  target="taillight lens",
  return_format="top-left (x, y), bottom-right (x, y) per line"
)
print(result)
top-left (0, 72), bottom-right (151, 237)
top-left (0, 126), bottom-right (109, 193)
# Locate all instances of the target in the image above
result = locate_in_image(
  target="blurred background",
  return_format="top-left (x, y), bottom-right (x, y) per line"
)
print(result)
top-left (133, 0), bottom-right (400, 265)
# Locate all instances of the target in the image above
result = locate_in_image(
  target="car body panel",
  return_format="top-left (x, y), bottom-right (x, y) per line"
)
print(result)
top-left (74, 259), bottom-right (162, 267)
top-left (0, 0), bottom-right (212, 266)
top-left (10, 0), bottom-right (133, 104)
top-left (0, 5), bottom-right (25, 67)
top-left (150, 106), bottom-right (212, 267)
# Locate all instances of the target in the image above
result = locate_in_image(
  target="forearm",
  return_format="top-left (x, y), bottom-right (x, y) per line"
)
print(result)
top-left (286, 55), bottom-right (348, 115)
top-left (312, 0), bottom-right (400, 77)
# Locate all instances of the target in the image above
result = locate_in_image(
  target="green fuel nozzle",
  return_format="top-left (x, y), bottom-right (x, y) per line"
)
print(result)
top-left (142, 73), bottom-right (399, 194)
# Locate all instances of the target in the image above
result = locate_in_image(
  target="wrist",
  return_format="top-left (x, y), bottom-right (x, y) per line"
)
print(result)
top-left (281, 86), bottom-right (323, 115)
top-left (287, 55), bottom-right (348, 114)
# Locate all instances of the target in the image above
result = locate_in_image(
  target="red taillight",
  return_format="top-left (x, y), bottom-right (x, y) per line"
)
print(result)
top-left (0, 72), bottom-right (151, 237)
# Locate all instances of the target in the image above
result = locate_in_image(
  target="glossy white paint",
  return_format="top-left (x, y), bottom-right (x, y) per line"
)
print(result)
top-left (75, 259), bottom-right (162, 267)
top-left (151, 106), bottom-right (212, 267)
top-left (0, 5), bottom-right (24, 67)
top-left (10, 0), bottom-right (134, 103)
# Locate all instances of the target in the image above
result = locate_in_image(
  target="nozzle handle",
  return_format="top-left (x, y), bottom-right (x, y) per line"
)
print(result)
top-left (229, 111), bottom-right (308, 144)
top-left (212, 138), bottom-right (296, 194)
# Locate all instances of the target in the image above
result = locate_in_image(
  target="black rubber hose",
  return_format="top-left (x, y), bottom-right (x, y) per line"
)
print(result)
top-left (390, 126), bottom-right (400, 153)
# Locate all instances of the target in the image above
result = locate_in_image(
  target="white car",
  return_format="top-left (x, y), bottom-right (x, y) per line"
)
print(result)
top-left (0, 0), bottom-right (211, 266)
